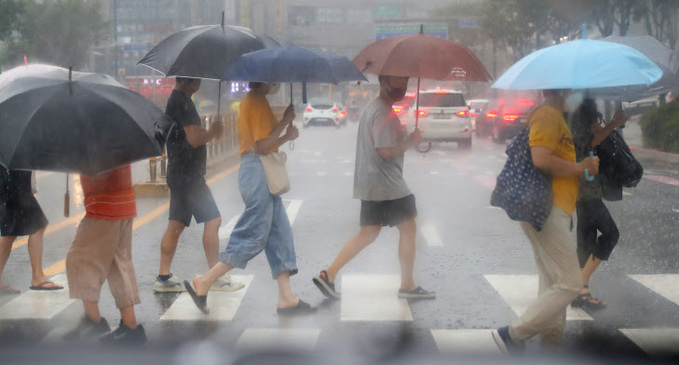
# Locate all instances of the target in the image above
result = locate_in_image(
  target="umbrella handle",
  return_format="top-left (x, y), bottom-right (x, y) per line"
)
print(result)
top-left (64, 173), bottom-right (70, 217)
top-left (584, 150), bottom-right (595, 182)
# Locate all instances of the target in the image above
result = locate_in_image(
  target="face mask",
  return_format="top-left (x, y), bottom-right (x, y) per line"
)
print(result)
top-left (564, 91), bottom-right (584, 113)
top-left (267, 83), bottom-right (280, 94)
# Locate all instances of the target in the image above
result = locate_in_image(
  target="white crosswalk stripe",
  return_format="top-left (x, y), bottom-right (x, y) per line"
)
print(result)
top-left (160, 275), bottom-right (254, 321)
top-left (431, 329), bottom-right (502, 355)
top-left (0, 274), bottom-right (74, 320)
top-left (341, 274), bottom-right (412, 321)
top-left (421, 224), bottom-right (443, 246)
top-left (620, 328), bottom-right (679, 356)
top-left (629, 274), bottom-right (679, 306)
top-left (484, 274), bottom-right (592, 320)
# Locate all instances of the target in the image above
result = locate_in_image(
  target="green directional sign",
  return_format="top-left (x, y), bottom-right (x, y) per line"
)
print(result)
top-left (373, 5), bottom-right (400, 19)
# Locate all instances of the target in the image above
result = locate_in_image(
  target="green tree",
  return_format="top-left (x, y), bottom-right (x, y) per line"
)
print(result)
top-left (1, 0), bottom-right (108, 69)
top-left (0, 0), bottom-right (23, 41)
top-left (642, 0), bottom-right (678, 49)
top-left (591, 0), bottom-right (646, 37)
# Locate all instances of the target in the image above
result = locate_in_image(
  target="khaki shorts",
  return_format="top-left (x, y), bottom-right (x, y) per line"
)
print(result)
top-left (66, 217), bottom-right (140, 309)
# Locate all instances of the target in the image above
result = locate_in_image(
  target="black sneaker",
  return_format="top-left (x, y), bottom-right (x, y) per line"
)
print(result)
top-left (62, 316), bottom-right (111, 341)
top-left (491, 326), bottom-right (525, 355)
top-left (100, 321), bottom-right (147, 346)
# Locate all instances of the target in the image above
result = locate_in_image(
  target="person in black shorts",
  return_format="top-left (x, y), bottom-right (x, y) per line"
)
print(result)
top-left (0, 169), bottom-right (63, 293)
top-left (312, 75), bottom-right (435, 300)
top-left (154, 77), bottom-right (243, 293)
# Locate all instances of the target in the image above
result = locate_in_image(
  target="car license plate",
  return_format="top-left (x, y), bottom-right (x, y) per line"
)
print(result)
top-left (433, 113), bottom-right (451, 119)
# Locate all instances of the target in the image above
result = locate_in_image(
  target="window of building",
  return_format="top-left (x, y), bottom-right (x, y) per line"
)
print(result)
top-left (288, 6), bottom-right (315, 26)
top-left (318, 8), bottom-right (342, 23)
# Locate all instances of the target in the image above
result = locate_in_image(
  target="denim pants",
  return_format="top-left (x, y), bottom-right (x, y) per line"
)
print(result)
top-left (219, 153), bottom-right (298, 279)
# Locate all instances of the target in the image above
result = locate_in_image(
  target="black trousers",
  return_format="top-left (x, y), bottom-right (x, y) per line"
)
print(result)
top-left (576, 198), bottom-right (620, 267)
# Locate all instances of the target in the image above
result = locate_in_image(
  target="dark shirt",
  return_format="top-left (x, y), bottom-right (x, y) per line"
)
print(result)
top-left (165, 89), bottom-right (206, 184)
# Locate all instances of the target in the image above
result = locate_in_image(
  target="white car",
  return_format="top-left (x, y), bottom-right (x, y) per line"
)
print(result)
top-left (408, 89), bottom-right (472, 150)
top-left (303, 100), bottom-right (345, 128)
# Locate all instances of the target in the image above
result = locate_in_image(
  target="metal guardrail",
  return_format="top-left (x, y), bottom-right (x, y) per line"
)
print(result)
top-left (147, 111), bottom-right (239, 183)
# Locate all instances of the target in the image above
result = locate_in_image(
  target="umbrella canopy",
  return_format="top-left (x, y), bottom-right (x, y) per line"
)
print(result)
top-left (492, 39), bottom-right (663, 90)
top-left (222, 45), bottom-right (367, 84)
top-left (137, 24), bottom-right (277, 80)
top-left (352, 33), bottom-right (492, 82)
top-left (590, 35), bottom-right (679, 101)
top-left (0, 65), bottom-right (171, 175)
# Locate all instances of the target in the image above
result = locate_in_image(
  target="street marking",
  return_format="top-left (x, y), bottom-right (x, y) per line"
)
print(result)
top-left (341, 274), bottom-right (412, 321)
top-left (344, 172), bottom-right (353, 176)
top-left (620, 328), bottom-right (679, 356)
top-left (623, 191), bottom-right (632, 196)
top-left (434, 151), bottom-right (445, 156)
top-left (0, 274), bottom-right (75, 320)
top-left (421, 224), bottom-right (443, 246)
top-left (285, 199), bottom-right (303, 226)
top-left (474, 175), bottom-right (496, 190)
top-left (236, 328), bottom-right (321, 350)
top-left (673, 209), bottom-right (679, 214)
top-left (317, 171), bottom-right (327, 176)
top-left (431, 329), bottom-right (502, 355)
top-left (487, 206), bottom-right (502, 210)
top-left (484, 274), bottom-right (592, 321)
top-left (645, 174), bottom-right (679, 187)
top-left (430, 171), bottom-right (440, 175)
top-left (42, 165), bottom-right (241, 275)
top-left (218, 215), bottom-right (241, 240)
top-left (629, 274), bottom-right (679, 306)
top-left (160, 275), bottom-right (253, 321)
top-left (12, 213), bottom-right (86, 251)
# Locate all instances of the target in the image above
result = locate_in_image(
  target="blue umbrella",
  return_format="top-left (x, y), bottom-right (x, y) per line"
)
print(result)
top-left (493, 38), bottom-right (663, 90)
top-left (222, 45), bottom-right (367, 103)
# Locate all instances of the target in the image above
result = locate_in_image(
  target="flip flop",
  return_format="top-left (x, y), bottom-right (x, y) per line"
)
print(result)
top-left (183, 280), bottom-right (209, 315)
top-left (276, 299), bottom-right (318, 316)
top-left (0, 283), bottom-right (20, 294)
top-left (29, 281), bottom-right (64, 291)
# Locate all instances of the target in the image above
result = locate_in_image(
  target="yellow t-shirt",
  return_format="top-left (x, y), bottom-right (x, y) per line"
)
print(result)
top-left (238, 92), bottom-right (278, 155)
top-left (528, 106), bottom-right (578, 215)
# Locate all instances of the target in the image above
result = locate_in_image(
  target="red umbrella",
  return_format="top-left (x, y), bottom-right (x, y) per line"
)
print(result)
top-left (353, 25), bottom-right (491, 128)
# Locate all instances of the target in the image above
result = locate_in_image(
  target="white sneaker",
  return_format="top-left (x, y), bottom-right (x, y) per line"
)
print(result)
top-left (153, 274), bottom-right (186, 293)
top-left (209, 274), bottom-right (245, 292)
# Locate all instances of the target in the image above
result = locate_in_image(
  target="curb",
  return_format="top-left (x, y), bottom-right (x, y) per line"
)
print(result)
top-left (133, 151), bottom-right (241, 198)
top-left (628, 145), bottom-right (679, 171)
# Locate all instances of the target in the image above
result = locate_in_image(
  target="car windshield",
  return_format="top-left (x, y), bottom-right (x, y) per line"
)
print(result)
top-left (419, 93), bottom-right (466, 107)
top-left (311, 103), bottom-right (334, 110)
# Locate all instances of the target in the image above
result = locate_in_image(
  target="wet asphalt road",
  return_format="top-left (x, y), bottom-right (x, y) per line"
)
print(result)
top-left (2, 121), bottom-right (679, 363)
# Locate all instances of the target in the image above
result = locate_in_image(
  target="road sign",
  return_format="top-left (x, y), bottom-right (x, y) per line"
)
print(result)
top-left (375, 23), bottom-right (448, 40)
top-left (458, 18), bottom-right (479, 28)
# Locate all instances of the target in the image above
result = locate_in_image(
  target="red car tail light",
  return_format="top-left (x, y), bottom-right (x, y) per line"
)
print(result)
top-left (434, 90), bottom-right (449, 94)
top-left (502, 114), bottom-right (519, 122)
top-left (339, 111), bottom-right (346, 118)
top-left (471, 112), bottom-right (478, 118)
top-left (332, 108), bottom-right (338, 112)
top-left (457, 110), bottom-right (469, 117)
top-left (306, 107), bottom-right (312, 112)
top-left (486, 110), bottom-right (498, 118)
top-left (392, 106), bottom-right (404, 114)
top-left (415, 110), bottom-right (429, 117)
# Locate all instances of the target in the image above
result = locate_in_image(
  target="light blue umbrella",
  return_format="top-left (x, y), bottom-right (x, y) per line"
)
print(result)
top-left (493, 38), bottom-right (663, 90)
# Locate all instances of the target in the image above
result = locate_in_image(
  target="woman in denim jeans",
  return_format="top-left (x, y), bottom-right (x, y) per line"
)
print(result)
top-left (185, 82), bottom-right (316, 315)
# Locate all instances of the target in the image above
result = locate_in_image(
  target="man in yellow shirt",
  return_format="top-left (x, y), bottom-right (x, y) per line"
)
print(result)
top-left (492, 89), bottom-right (599, 354)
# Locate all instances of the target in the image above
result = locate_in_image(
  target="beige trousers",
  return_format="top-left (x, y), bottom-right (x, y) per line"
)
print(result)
top-left (509, 206), bottom-right (582, 346)
top-left (66, 217), bottom-right (140, 309)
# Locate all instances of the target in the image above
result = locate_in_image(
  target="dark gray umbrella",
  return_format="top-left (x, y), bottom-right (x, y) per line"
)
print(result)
top-left (137, 24), bottom-right (276, 80)
top-left (591, 35), bottom-right (679, 102)
top-left (0, 65), bottom-right (171, 176)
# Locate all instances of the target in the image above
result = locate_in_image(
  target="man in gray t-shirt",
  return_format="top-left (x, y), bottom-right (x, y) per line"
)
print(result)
top-left (312, 75), bottom-right (436, 300)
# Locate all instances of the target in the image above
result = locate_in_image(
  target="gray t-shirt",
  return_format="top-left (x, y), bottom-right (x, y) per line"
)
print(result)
top-left (353, 97), bottom-right (411, 201)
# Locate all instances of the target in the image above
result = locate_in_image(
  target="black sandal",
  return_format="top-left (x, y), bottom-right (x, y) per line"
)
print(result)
top-left (312, 270), bottom-right (341, 299)
top-left (277, 299), bottom-right (318, 315)
top-left (184, 280), bottom-right (209, 315)
top-left (571, 292), bottom-right (608, 310)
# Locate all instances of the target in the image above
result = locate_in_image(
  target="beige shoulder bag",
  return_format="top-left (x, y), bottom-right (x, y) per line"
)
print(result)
top-left (260, 151), bottom-right (290, 195)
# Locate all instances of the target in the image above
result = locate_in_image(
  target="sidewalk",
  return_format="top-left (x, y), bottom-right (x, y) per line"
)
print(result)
top-left (623, 116), bottom-right (679, 170)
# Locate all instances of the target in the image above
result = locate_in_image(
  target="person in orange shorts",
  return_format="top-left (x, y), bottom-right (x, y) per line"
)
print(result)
top-left (62, 165), bottom-right (146, 346)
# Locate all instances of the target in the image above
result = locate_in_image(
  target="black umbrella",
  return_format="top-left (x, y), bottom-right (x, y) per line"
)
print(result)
top-left (137, 15), bottom-right (278, 116)
top-left (591, 35), bottom-right (679, 102)
top-left (0, 65), bottom-right (171, 176)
